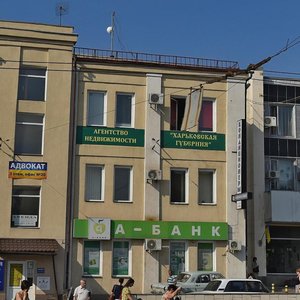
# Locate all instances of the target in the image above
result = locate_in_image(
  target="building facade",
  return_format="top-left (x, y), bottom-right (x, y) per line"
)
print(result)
top-left (71, 49), bottom-right (249, 296)
top-left (0, 21), bottom-right (77, 300)
top-left (248, 75), bottom-right (300, 288)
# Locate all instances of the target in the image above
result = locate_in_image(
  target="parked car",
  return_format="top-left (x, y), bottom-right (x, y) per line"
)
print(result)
top-left (202, 279), bottom-right (270, 293)
top-left (150, 271), bottom-right (225, 294)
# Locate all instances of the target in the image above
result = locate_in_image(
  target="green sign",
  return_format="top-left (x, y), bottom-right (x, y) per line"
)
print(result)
top-left (74, 219), bottom-right (228, 240)
top-left (76, 126), bottom-right (144, 147)
top-left (161, 131), bottom-right (225, 151)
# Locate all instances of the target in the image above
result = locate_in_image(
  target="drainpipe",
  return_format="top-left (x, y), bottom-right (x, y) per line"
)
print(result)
top-left (65, 54), bottom-right (78, 290)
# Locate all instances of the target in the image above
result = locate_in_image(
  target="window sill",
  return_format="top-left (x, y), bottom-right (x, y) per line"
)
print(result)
top-left (170, 202), bottom-right (188, 205)
top-left (199, 203), bottom-right (217, 206)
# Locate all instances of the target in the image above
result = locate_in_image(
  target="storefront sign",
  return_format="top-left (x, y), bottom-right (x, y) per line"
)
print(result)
top-left (74, 219), bottom-right (228, 240)
top-left (161, 131), bottom-right (225, 151)
top-left (8, 161), bottom-right (47, 179)
top-left (12, 215), bottom-right (38, 227)
top-left (76, 126), bottom-right (144, 147)
top-left (88, 218), bottom-right (111, 240)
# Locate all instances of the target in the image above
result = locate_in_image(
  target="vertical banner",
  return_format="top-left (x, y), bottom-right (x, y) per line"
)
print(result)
top-left (112, 241), bottom-right (129, 276)
top-left (0, 260), bottom-right (4, 291)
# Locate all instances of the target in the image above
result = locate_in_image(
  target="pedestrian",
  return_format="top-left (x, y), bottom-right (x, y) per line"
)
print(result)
top-left (73, 279), bottom-right (91, 300)
top-left (15, 280), bottom-right (31, 300)
top-left (121, 278), bottom-right (134, 300)
top-left (110, 278), bottom-right (124, 300)
top-left (252, 257), bottom-right (259, 278)
top-left (295, 268), bottom-right (300, 293)
top-left (167, 270), bottom-right (177, 284)
top-left (162, 284), bottom-right (181, 300)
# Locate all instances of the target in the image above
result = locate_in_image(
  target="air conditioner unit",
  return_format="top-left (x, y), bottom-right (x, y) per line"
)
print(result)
top-left (149, 93), bottom-right (164, 105)
top-left (147, 170), bottom-right (162, 181)
top-left (228, 240), bottom-right (241, 251)
top-left (266, 170), bottom-right (280, 179)
top-left (145, 239), bottom-right (162, 251)
top-left (264, 116), bottom-right (277, 127)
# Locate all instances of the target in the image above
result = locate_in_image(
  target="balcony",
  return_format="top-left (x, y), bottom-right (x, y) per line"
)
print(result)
top-left (265, 190), bottom-right (300, 223)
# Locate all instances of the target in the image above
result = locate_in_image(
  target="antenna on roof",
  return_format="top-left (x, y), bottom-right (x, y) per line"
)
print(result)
top-left (55, 2), bottom-right (69, 26)
top-left (106, 11), bottom-right (115, 53)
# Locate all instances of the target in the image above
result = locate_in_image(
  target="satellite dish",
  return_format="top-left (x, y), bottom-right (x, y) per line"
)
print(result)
top-left (107, 26), bottom-right (113, 34)
top-left (55, 2), bottom-right (69, 26)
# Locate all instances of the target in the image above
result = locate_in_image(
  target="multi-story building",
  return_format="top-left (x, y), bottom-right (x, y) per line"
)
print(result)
top-left (249, 75), bottom-right (300, 287)
top-left (71, 49), bottom-right (250, 296)
top-left (0, 21), bottom-right (77, 300)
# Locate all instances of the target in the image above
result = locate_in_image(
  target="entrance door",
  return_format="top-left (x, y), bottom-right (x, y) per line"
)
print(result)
top-left (6, 261), bottom-right (35, 300)
top-left (6, 262), bottom-right (26, 300)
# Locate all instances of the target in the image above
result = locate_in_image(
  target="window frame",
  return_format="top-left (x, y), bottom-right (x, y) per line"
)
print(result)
top-left (11, 186), bottom-right (41, 228)
top-left (83, 240), bottom-right (103, 277)
top-left (169, 241), bottom-right (188, 274)
top-left (87, 91), bottom-right (107, 126)
top-left (198, 98), bottom-right (216, 132)
top-left (15, 113), bottom-right (45, 155)
top-left (113, 166), bottom-right (133, 202)
top-left (198, 169), bottom-right (216, 205)
top-left (112, 240), bottom-right (132, 277)
top-left (17, 67), bottom-right (47, 101)
top-left (115, 93), bottom-right (134, 128)
top-left (170, 168), bottom-right (188, 204)
top-left (85, 164), bottom-right (104, 202)
top-left (197, 242), bottom-right (215, 271)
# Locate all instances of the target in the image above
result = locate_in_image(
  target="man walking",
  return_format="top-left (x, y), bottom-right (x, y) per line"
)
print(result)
top-left (73, 279), bottom-right (91, 300)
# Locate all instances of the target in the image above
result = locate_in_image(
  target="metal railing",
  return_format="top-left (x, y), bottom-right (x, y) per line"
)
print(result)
top-left (74, 47), bottom-right (239, 70)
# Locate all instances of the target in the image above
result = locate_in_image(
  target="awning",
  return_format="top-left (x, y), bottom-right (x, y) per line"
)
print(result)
top-left (0, 239), bottom-right (60, 255)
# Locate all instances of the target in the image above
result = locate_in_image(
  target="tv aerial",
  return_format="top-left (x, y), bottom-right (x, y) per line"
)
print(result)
top-left (55, 2), bottom-right (69, 26)
top-left (107, 11), bottom-right (115, 53)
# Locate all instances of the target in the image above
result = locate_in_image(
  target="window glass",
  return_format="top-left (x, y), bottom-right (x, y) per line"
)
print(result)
top-left (11, 186), bottom-right (40, 228)
top-left (114, 166), bottom-right (131, 201)
top-left (199, 100), bottom-right (213, 131)
top-left (87, 92), bottom-right (105, 126)
top-left (199, 170), bottom-right (215, 204)
top-left (170, 169), bottom-right (187, 203)
top-left (85, 165), bottom-right (103, 201)
top-left (116, 93), bottom-right (132, 127)
top-left (170, 97), bottom-right (186, 130)
top-left (198, 243), bottom-right (213, 271)
top-left (269, 105), bottom-right (294, 137)
top-left (169, 242), bottom-right (186, 275)
top-left (112, 241), bottom-right (130, 276)
top-left (17, 68), bottom-right (46, 101)
top-left (83, 241), bottom-right (101, 276)
top-left (15, 113), bottom-right (44, 155)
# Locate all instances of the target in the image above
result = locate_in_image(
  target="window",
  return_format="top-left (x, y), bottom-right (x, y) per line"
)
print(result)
top-left (116, 93), bottom-right (133, 127)
top-left (87, 91), bottom-right (106, 126)
top-left (265, 158), bottom-right (296, 191)
top-left (11, 186), bottom-right (40, 228)
top-left (170, 97), bottom-right (215, 132)
top-left (15, 113), bottom-right (44, 155)
top-left (83, 241), bottom-right (102, 276)
top-left (267, 104), bottom-right (295, 137)
top-left (112, 241), bottom-right (130, 276)
top-left (198, 100), bottom-right (214, 132)
top-left (169, 242), bottom-right (186, 275)
top-left (114, 166), bottom-right (132, 202)
top-left (171, 97), bottom-right (186, 130)
top-left (198, 170), bottom-right (216, 204)
top-left (85, 165), bottom-right (104, 201)
top-left (170, 169), bottom-right (187, 203)
top-left (198, 242), bottom-right (214, 271)
top-left (18, 68), bottom-right (46, 101)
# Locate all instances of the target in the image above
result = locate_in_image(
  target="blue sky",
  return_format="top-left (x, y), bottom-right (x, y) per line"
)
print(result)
top-left (2, 0), bottom-right (300, 75)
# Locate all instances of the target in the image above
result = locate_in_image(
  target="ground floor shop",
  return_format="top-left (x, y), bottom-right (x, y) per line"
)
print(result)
top-left (0, 239), bottom-right (64, 300)
top-left (72, 219), bottom-right (229, 294)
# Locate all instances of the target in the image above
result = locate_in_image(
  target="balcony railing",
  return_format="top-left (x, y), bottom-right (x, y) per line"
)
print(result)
top-left (74, 47), bottom-right (239, 70)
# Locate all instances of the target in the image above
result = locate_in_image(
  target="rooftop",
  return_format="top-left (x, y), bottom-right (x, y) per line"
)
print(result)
top-left (74, 48), bottom-right (240, 72)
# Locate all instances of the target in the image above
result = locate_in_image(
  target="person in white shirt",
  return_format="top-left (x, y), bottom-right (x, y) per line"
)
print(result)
top-left (73, 279), bottom-right (91, 300)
